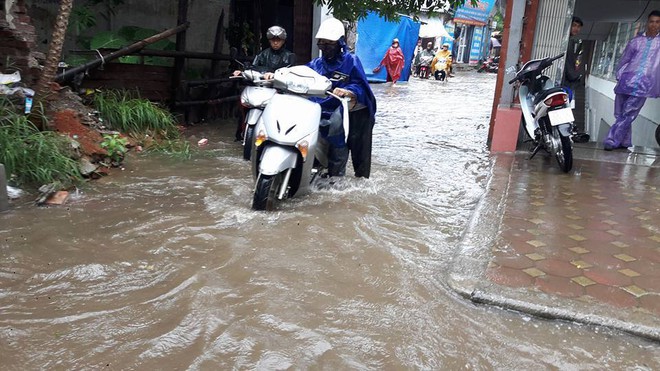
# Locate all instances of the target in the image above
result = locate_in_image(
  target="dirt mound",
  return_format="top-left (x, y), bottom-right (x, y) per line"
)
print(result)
top-left (52, 109), bottom-right (106, 157)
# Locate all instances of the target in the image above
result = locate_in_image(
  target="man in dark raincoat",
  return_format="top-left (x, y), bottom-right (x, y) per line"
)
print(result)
top-left (233, 25), bottom-right (296, 140)
top-left (307, 18), bottom-right (377, 178)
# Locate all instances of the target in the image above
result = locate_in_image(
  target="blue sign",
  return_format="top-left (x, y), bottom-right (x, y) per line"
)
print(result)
top-left (454, 0), bottom-right (496, 26)
top-left (469, 28), bottom-right (484, 63)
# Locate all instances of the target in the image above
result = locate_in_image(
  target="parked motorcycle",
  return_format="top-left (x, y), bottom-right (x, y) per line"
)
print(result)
top-left (250, 65), bottom-right (349, 211)
top-left (478, 56), bottom-right (499, 73)
top-left (234, 70), bottom-right (277, 160)
top-left (509, 53), bottom-right (576, 173)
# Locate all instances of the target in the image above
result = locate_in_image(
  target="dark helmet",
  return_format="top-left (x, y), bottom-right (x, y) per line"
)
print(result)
top-left (266, 25), bottom-right (287, 40)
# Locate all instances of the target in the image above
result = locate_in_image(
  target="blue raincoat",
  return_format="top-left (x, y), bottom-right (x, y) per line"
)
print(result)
top-left (306, 38), bottom-right (377, 177)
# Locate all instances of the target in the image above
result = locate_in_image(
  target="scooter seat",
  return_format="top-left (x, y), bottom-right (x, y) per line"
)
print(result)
top-left (533, 87), bottom-right (565, 105)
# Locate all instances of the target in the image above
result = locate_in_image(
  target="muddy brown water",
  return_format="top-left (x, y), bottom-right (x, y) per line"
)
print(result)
top-left (1, 73), bottom-right (658, 369)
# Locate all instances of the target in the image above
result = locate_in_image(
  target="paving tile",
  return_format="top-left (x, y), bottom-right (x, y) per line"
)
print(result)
top-left (523, 267), bottom-right (546, 278)
top-left (583, 267), bottom-right (633, 287)
top-left (584, 285), bottom-right (638, 308)
top-left (491, 255), bottom-right (536, 270)
top-left (571, 260), bottom-right (593, 269)
top-left (571, 276), bottom-right (596, 287)
top-left (632, 276), bottom-right (660, 293)
top-left (525, 253), bottom-right (545, 261)
top-left (569, 246), bottom-right (590, 254)
top-left (536, 259), bottom-right (583, 278)
top-left (638, 294), bottom-right (660, 316)
top-left (622, 285), bottom-right (648, 298)
top-left (613, 254), bottom-right (637, 262)
top-left (486, 266), bottom-right (535, 288)
top-left (536, 275), bottom-right (584, 298)
top-left (625, 260), bottom-right (660, 278)
top-left (526, 240), bottom-right (546, 248)
top-left (581, 252), bottom-right (625, 269)
top-left (618, 268), bottom-right (640, 277)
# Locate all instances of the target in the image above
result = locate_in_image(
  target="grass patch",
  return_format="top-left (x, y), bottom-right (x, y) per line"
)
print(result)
top-left (92, 90), bottom-right (191, 159)
top-left (0, 97), bottom-right (83, 187)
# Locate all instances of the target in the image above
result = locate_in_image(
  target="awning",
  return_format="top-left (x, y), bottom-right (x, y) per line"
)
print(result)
top-left (418, 20), bottom-right (453, 39)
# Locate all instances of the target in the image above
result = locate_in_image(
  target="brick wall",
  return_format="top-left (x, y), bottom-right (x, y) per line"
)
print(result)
top-left (0, 0), bottom-right (43, 86)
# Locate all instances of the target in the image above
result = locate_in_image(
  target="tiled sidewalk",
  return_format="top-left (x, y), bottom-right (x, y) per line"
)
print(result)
top-left (448, 146), bottom-right (660, 340)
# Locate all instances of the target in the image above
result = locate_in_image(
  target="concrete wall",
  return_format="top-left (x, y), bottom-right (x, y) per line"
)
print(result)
top-left (585, 75), bottom-right (660, 149)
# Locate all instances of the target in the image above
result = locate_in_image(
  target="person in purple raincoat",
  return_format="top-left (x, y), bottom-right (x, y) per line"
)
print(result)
top-left (603, 10), bottom-right (660, 150)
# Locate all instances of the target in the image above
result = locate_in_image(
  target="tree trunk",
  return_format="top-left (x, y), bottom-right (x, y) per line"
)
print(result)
top-left (36, 0), bottom-right (74, 101)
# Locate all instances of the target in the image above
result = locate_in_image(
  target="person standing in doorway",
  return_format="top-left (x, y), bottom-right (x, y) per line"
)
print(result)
top-left (603, 10), bottom-right (660, 151)
top-left (373, 38), bottom-right (405, 84)
top-left (563, 16), bottom-right (585, 89)
top-left (563, 16), bottom-right (589, 142)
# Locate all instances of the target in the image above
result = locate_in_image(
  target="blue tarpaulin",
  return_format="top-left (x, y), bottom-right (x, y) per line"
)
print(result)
top-left (356, 12), bottom-right (420, 83)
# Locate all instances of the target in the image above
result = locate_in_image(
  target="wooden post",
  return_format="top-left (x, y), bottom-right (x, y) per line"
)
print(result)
top-left (210, 9), bottom-right (226, 78)
top-left (172, 0), bottom-right (189, 99)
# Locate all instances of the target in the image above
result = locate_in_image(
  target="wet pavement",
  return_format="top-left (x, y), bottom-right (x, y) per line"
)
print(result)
top-left (449, 142), bottom-right (660, 340)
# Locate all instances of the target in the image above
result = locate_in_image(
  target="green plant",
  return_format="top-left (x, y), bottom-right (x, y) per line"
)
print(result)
top-left (100, 133), bottom-right (128, 164)
top-left (92, 90), bottom-right (179, 137)
top-left (91, 90), bottom-right (189, 157)
top-left (0, 97), bottom-right (83, 187)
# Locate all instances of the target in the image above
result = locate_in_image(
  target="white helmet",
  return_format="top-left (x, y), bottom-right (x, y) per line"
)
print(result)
top-left (315, 18), bottom-right (345, 41)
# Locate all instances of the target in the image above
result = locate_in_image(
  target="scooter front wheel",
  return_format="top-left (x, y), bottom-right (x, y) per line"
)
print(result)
top-left (243, 125), bottom-right (255, 160)
top-left (252, 173), bottom-right (283, 211)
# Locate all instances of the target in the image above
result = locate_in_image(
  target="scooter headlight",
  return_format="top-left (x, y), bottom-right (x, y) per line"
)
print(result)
top-left (286, 76), bottom-right (312, 94)
top-left (255, 129), bottom-right (268, 147)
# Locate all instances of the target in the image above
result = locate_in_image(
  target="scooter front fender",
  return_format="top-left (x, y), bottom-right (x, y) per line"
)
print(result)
top-left (246, 108), bottom-right (263, 126)
top-left (258, 145), bottom-right (299, 176)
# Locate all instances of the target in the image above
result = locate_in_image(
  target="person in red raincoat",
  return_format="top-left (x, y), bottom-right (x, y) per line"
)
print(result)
top-left (373, 38), bottom-right (405, 84)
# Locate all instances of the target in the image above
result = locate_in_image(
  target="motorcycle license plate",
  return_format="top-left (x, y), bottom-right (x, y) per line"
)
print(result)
top-left (548, 107), bottom-right (574, 126)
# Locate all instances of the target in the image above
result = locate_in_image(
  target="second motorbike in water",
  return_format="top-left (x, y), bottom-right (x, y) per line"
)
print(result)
top-left (249, 65), bottom-right (349, 211)
top-left (235, 70), bottom-right (277, 160)
top-left (509, 53), bottom-right (577, 173)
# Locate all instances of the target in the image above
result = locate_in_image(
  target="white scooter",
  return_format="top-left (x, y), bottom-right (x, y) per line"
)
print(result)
top-left (509, 53), bottom-right (576, 173)
top-left (234, 70), bottom-right (277, 160)
top-left (249, 65), bottom-right (349, 211)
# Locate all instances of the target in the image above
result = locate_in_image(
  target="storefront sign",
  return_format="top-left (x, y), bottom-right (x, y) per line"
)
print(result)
top-left (454, 0), bottom-right (496, 26)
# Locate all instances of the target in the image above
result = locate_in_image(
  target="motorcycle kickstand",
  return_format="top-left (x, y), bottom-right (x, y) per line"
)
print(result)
top-left (529, 142), bottom-right (542, 160)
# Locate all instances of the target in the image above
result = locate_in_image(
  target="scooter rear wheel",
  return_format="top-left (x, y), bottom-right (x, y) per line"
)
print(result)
top-left (553, 128), bottom-right (573, 173)
top-left (252, 173), bottom-right (283, 211)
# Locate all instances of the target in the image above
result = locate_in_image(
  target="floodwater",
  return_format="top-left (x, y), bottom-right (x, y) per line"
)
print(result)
top-left (1, 72), bottom-right (658, 369)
